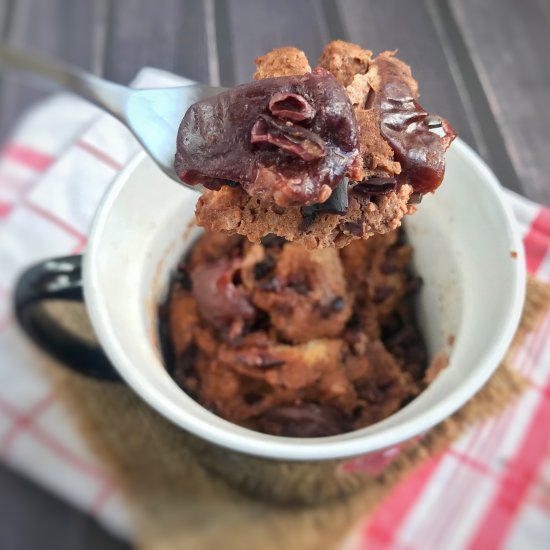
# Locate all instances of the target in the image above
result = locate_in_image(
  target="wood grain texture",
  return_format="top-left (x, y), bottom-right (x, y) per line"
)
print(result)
top-left (0, 0), bottom-right (105, 140)
top-left (0, 464), bottom-right (130, 550)
top-left (0, 0), bottom-right (12, 36)
top-left (450, 0), bottom-right (550, 204)
top-left (219, 0), bottom-right (331, 85)
top-left (104, 0), bottom-right (210, 85)
top-left (335, 0), bottom-right (477, 150)
top-left (426, 0), bottom-right (523, 195)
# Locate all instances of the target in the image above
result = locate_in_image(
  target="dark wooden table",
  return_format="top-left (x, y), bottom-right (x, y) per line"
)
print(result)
top-left (0, 0), bottom-right (549, 548)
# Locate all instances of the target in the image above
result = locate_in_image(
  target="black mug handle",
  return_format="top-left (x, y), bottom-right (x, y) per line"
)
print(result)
top-left (14, 255), bottom-right (121, 381)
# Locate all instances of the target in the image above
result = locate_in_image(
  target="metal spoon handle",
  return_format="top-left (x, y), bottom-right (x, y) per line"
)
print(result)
top-left (0, 45), bottom-right (130, 120)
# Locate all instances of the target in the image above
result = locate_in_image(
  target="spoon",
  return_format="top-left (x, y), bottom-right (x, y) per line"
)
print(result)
top-left (0, 45), bottom-right (224, 190)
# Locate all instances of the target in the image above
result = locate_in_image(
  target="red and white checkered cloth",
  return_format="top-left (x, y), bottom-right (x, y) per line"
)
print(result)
top-left (1, 68), bottom-right (550, 548)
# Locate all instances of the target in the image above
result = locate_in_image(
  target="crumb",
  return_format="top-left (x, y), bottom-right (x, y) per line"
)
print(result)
top-left (254, 47), bottom-right (311, 79)
top-left (319, 40), bottom-right (372, 86)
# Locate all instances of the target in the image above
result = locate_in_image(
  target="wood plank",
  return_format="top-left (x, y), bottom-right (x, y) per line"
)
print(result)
top-left (335, 0), bottom-right (477, 150)
top-left (450, 0), bottom-right (550, 204)
top-left (0, 0), bottom-right (104, 142)
top-left (0, 2), bottom-right (129, 547)
top-left (0, 0), bottom-right (12, 37)
top-left (220, 0), bottom-right (331, 85)
top-left (427, 0), bottom-right (522, 195)
top-left (0, 464), bottom-right (129, 550)
top-left (104, 0), bottom-right (210, 84)
top-left (5, 0), bottom-right (99, 66)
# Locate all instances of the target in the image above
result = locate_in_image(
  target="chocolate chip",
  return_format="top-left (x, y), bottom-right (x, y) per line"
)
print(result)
top-left (173, 344), bottom-right (200, 397)
top-left (408, 192), bottom-right (423, 205)
top-left (299, 213), bottom-right (317, 232)
top-left (300, 179), bottom-right (349, 219)
top-left (378, 379), bottom-right (396, 392)
top-left (379, 260), bottom-right (397, 274)
top-left (373, 286), bottom-right (395, 303)
top-left (260, 234), bottom-right (287, 248)
top-left (157, 301), bottom-right (176, 376)
top-left (346, 313), bottom-right (360, 330)
top-left (426, 115), bottom-right (443, 129)
top-left (157, 303), bottom-right (169, 322)
top-left (177, 262), bottom-right (193, 290)
top-left (342, 222), bottom-right (364, 236)
top-left (250, 310), bottom-right (270, 332)
top-left (395, 227), bottom-right (407, 245)
top-left (400, 395), bottom-right (416, 407)
top-left (293, 283), bottom-right (309, 295)
top-left (405, 276), bottom-right (423, 295)
top-left (243, 392), bottom-right (263, 405)
top-left (386, 325), bottom-right (418, 348)
top-left (355, 176), bottom-right (397, 194)
top-left (225, 180), bottom-right (240, 187)
top-left (231, 269), bottom-right (243, 286)
top-left (254, 255), bottom-right (276, 280)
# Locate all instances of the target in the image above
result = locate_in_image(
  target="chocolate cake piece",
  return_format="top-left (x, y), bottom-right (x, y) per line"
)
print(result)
top-left (163, 229), bottom-right (445, 437)
top-left (179, 41), bottom-right (456, 248)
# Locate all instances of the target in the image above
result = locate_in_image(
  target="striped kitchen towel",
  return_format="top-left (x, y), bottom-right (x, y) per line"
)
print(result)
top-left (0, 68), bottom-right (549, 548)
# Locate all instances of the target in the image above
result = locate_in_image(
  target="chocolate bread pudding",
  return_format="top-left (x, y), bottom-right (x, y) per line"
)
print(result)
top-left (175, 41), bottom-right (456, 248)
top-left (164, 40), bottom-right (453, 437)
top-left (161, 229), bottom-right (447, 437)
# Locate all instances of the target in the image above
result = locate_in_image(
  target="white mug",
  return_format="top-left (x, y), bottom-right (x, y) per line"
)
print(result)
top-left (15, 138), bottom-right (525, 503)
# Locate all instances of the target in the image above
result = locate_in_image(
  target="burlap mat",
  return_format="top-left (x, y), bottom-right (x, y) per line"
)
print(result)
top-left (39, 277), bottom-right (550, 550)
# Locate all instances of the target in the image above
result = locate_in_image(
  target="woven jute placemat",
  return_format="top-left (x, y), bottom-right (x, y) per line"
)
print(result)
top-left (40, 277), bottom-right (550, 550)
